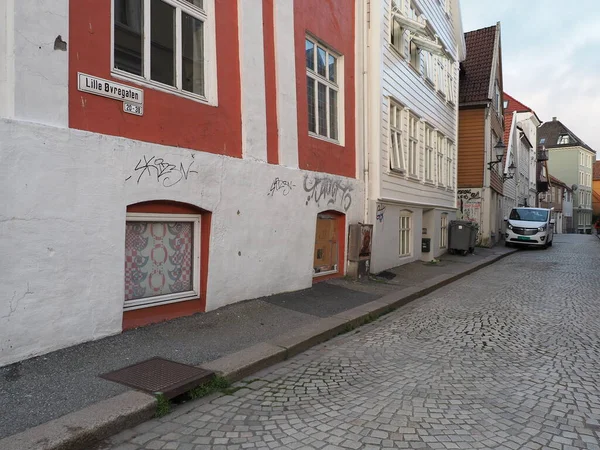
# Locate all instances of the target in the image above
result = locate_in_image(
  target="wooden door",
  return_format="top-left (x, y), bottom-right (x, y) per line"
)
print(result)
top-left (314, 215), bottom-right (338, 274)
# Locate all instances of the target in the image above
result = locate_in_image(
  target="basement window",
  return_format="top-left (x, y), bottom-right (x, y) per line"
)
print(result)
top-left (124, 213), bottom-right (200, 310)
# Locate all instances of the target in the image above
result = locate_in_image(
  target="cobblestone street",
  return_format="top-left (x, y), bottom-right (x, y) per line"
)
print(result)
top-left (105, 235), bottom-right (600, 450)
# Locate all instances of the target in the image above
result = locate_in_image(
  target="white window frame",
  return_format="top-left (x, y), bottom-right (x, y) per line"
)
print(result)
top-left (399, 211), bottom-right (412, 257)
top-left (408, 113), bottom-right (419, 177)
top-left (446, 139), bottom-right (454, 189)
top-left (111, 0), bottom-right (218, 105)
top-left (440, 213), bottom-right (448, 248)
top-left (424, 124), bottom-right (435, 182)
top-left (436, 132), bottom-right (445, 186)
top-left (124, 212), bottom-right (201, 311)
top-left (389, 101), bottom-right (406, 172)
top-left (306, 35), bottom-right (343, 144)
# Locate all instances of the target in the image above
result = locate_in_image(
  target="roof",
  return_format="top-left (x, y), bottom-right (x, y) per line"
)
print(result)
top-left (537, 119), bottom-right (596, 153)
top-left (594, 161), bottom-right (600, 180)
top-left (549, 175), bottom-right (569, 190)
top-left (459, 25), bottom-right (497, 105)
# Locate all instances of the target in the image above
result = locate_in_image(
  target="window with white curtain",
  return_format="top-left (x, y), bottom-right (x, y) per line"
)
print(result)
top-left (390, 101), bottom-right (406, 172)
top-left (440, 214), bottom-right (448, 248)
top-left (408, 113), bottom-right (419, 177)
top-left (424, 125), bottom-right (434, 181)
top-left (399, 211), bottom-right (412, 256)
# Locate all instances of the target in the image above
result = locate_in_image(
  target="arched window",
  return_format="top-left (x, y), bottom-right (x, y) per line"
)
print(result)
top-left (399, 210), bottom-right (412, 257)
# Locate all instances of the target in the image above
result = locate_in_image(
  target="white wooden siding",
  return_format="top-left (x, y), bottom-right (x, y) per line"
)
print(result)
top-left (379, 0), bottom-right (459, 207)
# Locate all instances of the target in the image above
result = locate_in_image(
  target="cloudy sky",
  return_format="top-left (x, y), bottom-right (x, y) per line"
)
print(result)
top-left (460, 0), bottom-right (600, 157)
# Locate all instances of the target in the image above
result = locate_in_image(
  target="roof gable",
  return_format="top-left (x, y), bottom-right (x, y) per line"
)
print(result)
top-left (459, 25), bottom-right (497, 105)
top-left (538, 119), bottom-right (595, 153)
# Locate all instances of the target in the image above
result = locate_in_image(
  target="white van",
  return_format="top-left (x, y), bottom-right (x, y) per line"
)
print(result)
top-left (504, 207), bottom-right (554, 248)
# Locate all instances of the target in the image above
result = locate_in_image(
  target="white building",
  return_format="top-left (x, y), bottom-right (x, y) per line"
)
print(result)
top-left (364, 0), bottom-right (466, 273)
top-left (502, 93), bottom-right (540, 217)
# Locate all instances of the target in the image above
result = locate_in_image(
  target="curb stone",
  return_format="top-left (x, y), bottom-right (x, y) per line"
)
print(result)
top-left (0, 248), bottom-right (517, 450)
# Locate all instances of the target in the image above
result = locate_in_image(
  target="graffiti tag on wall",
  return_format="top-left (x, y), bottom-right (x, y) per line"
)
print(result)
top-left (267, 177), bottom-right (295, 196)
top-left (457, 189), bottom-right (481, 201)
top-left (303, 175), bottom-right (353, 212)
top-left (126, 155), bottom-right (198, 187)
top-left (376, 204), bottom-right (386, 223)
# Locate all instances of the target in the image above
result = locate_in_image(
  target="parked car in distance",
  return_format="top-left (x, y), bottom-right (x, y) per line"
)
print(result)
top-left (504, 207), bottom-right (554, 248)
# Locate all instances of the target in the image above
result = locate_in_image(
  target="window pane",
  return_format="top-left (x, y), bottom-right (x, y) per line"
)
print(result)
top-left (328, 54), bottom-right (336, 82)
top-left (182, 0), bottom-right (203, 8)
top-left (124, 222), bottom-right (193, 301)
top-left (305, 39), bottom-right (314, 70)
top-left (114, 0), bottom-right (143, 75)
top-left (317, 47), bottom-right (326, 77)
top-left (182, 13), bottom-right (204, 95)
top-left (329, 89), bottom-right (338, 140)
top-left (151, 0), bottom-right (175, 87)
top-left (317, 82), bottom-right (327, 136)
top-left (307, 76), bottom-right (316, 133)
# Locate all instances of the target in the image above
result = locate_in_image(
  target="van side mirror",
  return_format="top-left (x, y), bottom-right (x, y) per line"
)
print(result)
top-left (503, 216), bottom-right (508, 222)
top-left (550, 219), bottom-right (555, 225)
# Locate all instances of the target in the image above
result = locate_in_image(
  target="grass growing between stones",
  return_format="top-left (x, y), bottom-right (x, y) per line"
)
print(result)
top-left (187, 375), bottom-right (231, 400)
top-left (154, 393), bottom-right (171, 418)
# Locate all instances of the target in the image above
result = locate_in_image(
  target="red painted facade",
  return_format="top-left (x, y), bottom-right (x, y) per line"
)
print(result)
top-left (294, 0), bottom-right (356, 178)
top-left (68, 0), bottom-right (242, 158)
top-left (262, 0), bottom-right (279, 165)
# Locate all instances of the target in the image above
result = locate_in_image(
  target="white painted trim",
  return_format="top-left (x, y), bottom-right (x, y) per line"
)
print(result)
top-left (274, 0), bottom-right (299, 168)
top-left (124, 212), bottom-right (201, 311)
top-left (313, 269), bottom-right (338, 278)
top-left (238, 0), bottom-right (267, 161)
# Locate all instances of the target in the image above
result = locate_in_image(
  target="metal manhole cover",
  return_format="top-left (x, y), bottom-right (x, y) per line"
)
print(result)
top-left (99, 357), bottom-right (214, 399)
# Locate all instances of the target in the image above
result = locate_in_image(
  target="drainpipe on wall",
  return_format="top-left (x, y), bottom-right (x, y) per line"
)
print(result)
top-left (361, 0), bottom-right (370, 224)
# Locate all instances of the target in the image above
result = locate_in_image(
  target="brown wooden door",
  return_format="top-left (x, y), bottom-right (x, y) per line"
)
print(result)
top-left (314, 215), bottom-right (338, 274)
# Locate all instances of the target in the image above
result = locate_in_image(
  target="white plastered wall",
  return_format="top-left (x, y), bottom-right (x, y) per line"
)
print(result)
top-left (0, 119), bottom-right (363, 367)
top-left (1, 0), bottom-right (69, 126)
top-left (370, 202), bottom-right (424, 273)
top-left (238, 0), bottom-right (267, 162)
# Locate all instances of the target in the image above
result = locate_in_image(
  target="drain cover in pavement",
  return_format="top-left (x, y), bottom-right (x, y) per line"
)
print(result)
top-left (376, 270), bottom-right (396, 280)
top-left (99, 357), bottom-right (214, 399)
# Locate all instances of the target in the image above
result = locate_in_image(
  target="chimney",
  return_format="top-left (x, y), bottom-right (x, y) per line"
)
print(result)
top-left (552, 117), bottom-right (557, 121)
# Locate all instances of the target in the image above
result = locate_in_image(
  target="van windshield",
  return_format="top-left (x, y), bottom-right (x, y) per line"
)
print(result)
top-left (509, 209), bottom-right (548, 222)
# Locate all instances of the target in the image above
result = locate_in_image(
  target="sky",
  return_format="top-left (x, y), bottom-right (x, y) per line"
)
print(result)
top-left (460, 0), bottom-right (600, 158)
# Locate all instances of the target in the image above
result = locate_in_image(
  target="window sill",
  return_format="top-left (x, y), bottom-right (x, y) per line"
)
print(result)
top-left (309, 132), bottom-right (343, 147)
top-left (389, 168), bottom-right (407, 177)
top-left (389, 43), bottom-right (406, 60)
top-left (436, 91), bottom-right (447, 101)
top-left (407, 174), bottom-right (421, 182)
top-left (313, 269), bottom-right (338, 278)
top-left (425, 77), bottom-right (436, 89)
top-left (123, 293), bottom-right (199, 312)
top-left (423, 180), bottom-right (436, 187)
top-left (398, 254), bottom-right (411, 259)
top-left (111, 69), bottom-right (216, 107)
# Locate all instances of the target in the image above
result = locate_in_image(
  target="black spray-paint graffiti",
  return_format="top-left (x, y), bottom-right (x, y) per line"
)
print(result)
top-left (376, 204), bottom-right (386, 223)
top-left (303, 175), bottom-right (353, 212)
top-left (267, 177), bottom-right (295, 196)
top-left (126, 155), bottom-right (199, 187)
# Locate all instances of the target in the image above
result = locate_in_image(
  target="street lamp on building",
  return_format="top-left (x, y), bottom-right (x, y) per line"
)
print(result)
top-left (487, 139), bottom-right (506, 170)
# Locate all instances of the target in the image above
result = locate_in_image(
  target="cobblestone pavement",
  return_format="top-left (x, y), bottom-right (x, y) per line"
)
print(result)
top-left (104, 235), bottom-right (600, 450)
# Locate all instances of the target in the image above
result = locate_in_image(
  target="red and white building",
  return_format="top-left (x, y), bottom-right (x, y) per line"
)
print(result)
top-left (0, 0), bottom-right (363, 366)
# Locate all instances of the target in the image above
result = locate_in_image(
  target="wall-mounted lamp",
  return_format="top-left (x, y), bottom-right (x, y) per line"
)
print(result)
top-left (487, 139), bottom-right (506, 170)
top-left (502, 162), bottom-right (516, 182)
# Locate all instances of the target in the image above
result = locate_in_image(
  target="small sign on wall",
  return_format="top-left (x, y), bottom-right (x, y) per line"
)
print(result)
top-left (78, 72), bottom-right (144, 116)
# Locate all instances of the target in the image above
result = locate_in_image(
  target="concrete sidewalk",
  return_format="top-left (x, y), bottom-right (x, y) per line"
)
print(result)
top-left (0, 245), bottom-right (516, 450)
